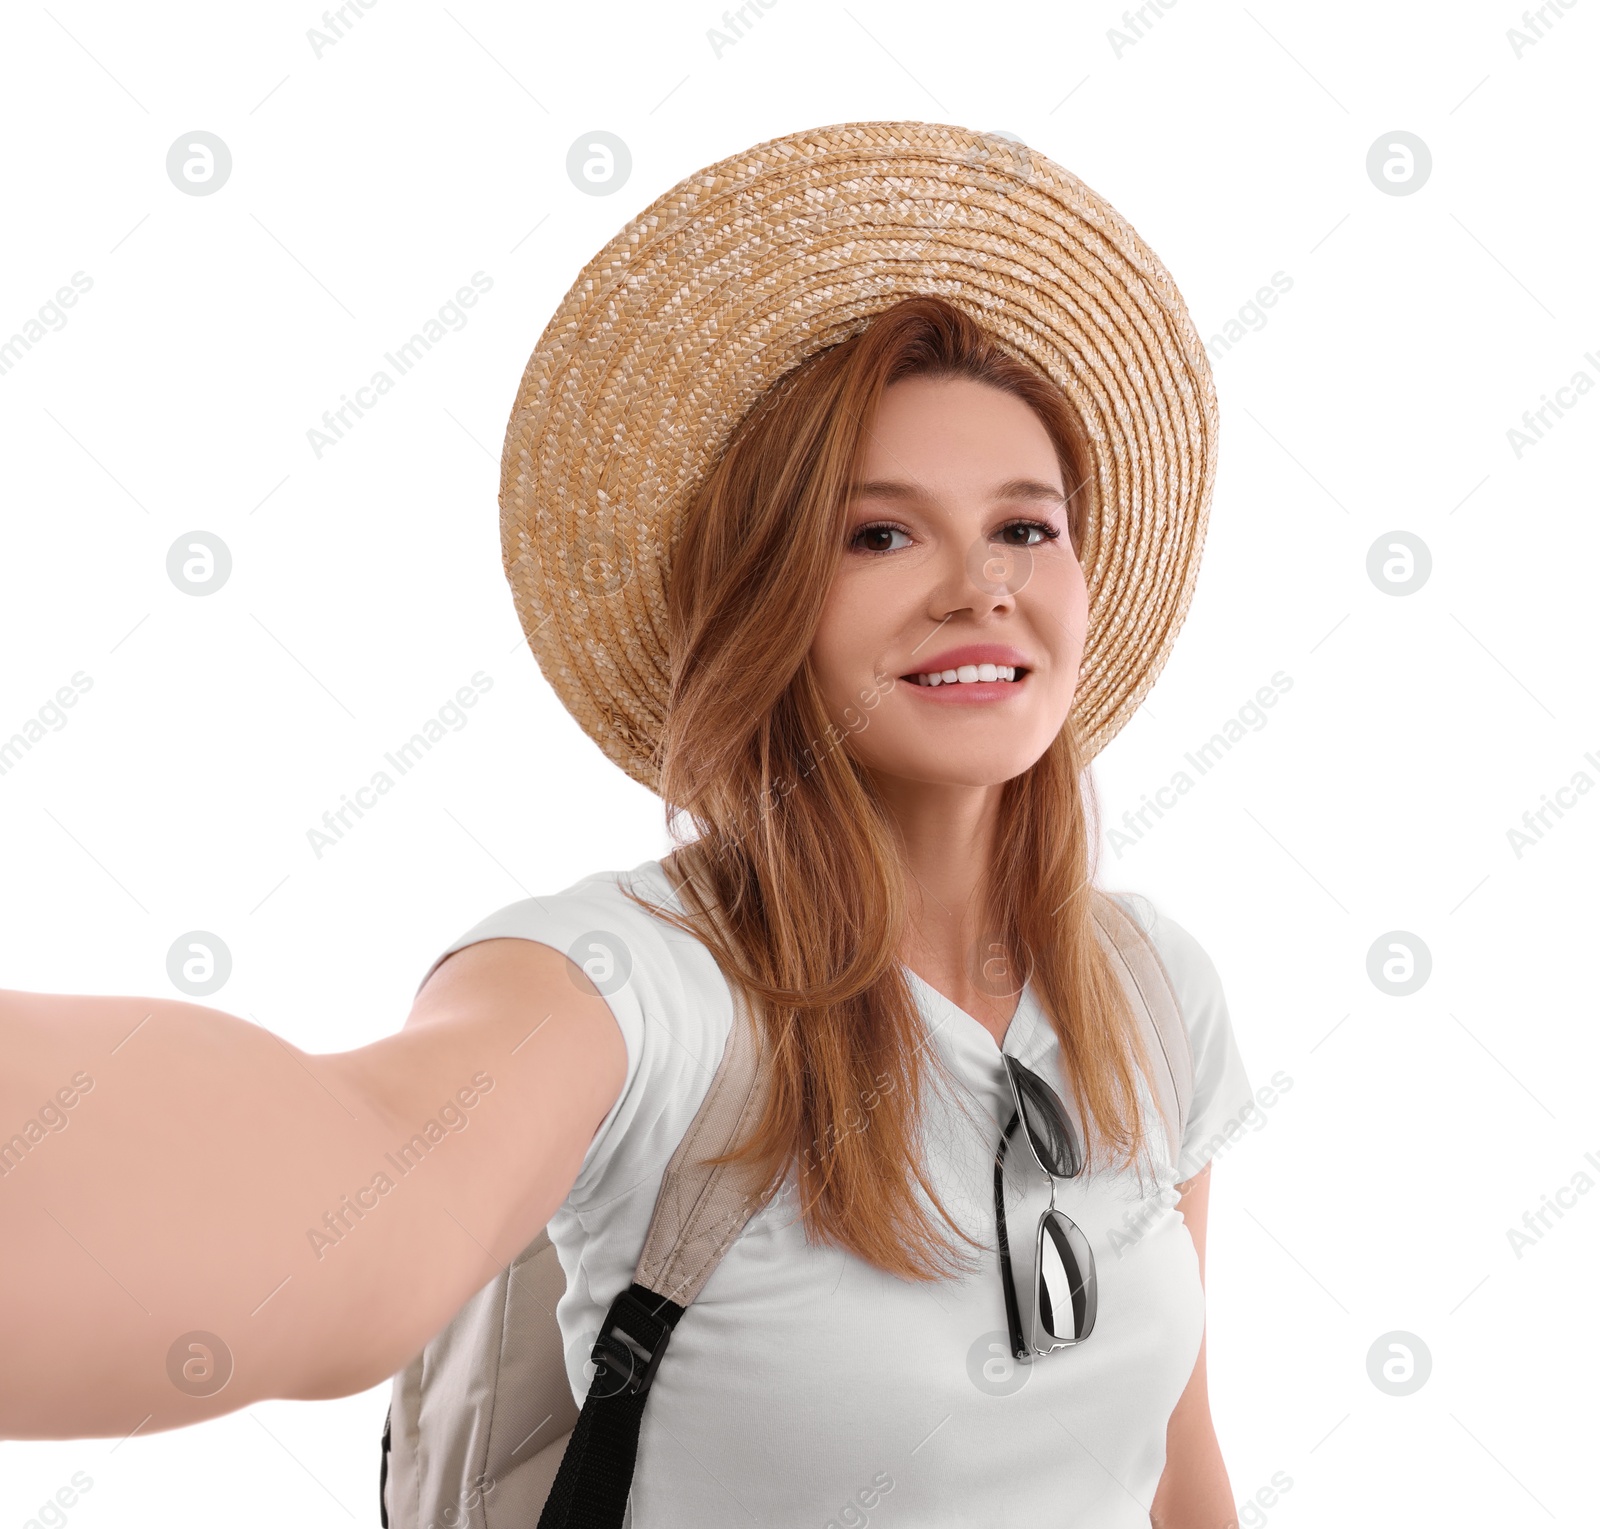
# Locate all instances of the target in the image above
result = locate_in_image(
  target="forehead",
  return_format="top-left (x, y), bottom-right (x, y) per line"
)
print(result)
top-left (853, 376), bottom-right (1065, 494)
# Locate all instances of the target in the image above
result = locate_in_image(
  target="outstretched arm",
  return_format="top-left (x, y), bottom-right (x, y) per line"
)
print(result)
top-left (0, 936), bottom-right (624, 1440)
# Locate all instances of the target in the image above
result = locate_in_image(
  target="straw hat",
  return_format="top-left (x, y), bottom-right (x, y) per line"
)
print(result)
top-left (500, 121), bottom-right (1218, 795)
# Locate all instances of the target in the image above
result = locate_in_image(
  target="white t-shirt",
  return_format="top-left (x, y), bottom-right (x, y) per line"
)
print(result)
top-left (421, 857), bottom-right (1255, 1528)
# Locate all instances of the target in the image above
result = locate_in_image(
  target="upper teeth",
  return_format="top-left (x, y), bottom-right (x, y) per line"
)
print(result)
top-left (909, 664), bottom-right (1020, 686)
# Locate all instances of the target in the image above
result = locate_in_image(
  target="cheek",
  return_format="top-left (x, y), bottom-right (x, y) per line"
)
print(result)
top-left (1026, 555), bottom-right (1089, 656)
top-left (810, 574), bottom-right (888, 697)
top-left (1066, 579), bottom-right (1090, 653)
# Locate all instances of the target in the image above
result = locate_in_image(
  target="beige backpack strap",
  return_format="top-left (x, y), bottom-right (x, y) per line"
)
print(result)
top-left (1090, 890), bottom-right (1195, 1171)
top-left (635, 976), bottom-right (773, 1301)
top-left (533, 848), bottom-right (774, 1528)
top-left (636, 846), bottom-right (775, 1302)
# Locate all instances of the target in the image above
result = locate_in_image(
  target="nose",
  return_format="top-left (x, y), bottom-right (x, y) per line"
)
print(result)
top-left (928, 531), bottom-right (1023, 622)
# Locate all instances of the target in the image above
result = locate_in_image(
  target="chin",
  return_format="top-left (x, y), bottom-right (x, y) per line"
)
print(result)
top-left (869, 748), bottom-right (1045, 790)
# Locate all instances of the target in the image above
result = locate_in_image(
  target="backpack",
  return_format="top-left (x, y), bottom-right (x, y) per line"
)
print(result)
top-left (378, 874), bottom-right (1194, 1529)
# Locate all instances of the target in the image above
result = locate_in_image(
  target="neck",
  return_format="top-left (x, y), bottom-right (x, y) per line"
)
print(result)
top-left (873, 775), bottom-right (1019, 1020)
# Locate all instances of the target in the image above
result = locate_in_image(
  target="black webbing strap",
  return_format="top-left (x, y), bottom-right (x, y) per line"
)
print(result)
top-left (535, 1282), bottom-right (687, 1529)
top-left (378, 1404), bottom-right (390, 1526)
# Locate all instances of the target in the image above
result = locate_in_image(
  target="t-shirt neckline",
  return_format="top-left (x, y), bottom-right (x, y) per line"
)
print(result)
top-left (635, 855), bottom-right (1041, 1059)
top-left (901, 963), bottom-right (1039, 1058)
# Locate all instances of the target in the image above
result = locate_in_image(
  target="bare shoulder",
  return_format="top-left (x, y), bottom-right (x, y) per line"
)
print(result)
top-left (365, 861), bottom-right (684, 1187)
top-left (384, 936), bottom-right (628, 1121)
top-left (409, 935), bottom-right (616, 1030)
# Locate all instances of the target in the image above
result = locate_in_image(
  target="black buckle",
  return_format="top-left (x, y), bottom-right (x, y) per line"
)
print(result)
top-left (590, 1286), bottom-right (676, 1398)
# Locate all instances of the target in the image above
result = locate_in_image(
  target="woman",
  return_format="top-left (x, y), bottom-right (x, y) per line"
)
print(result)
top-left (1, 124), bottom-right (1254, 1527)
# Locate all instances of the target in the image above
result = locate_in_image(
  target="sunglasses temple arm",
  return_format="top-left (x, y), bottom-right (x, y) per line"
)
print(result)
top-left (994, 1119), bottom-right (1028, 1363)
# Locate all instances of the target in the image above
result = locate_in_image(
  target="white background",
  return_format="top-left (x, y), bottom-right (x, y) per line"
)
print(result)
top-left (2, 1), bottom-right (1596, 1525)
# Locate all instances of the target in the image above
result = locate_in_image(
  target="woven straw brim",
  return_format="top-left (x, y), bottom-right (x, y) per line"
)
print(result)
top-left (500, 120), bottom-right (1218, 796)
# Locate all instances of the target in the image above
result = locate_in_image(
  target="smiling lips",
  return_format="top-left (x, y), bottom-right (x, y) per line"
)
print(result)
top-left (898, 645), bottom-right (1033, 702)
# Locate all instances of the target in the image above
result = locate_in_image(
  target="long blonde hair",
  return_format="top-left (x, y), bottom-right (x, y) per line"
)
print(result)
top-left (621, 294), bottom-right (1158, 1282)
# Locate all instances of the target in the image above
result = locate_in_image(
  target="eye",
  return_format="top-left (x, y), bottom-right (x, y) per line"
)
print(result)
top-left (848, 518), bottom-right (1064, 557)
top-left (849, 522), bottom-right (912, 556)
top-left (994, 519), bottom-right (1063, 548)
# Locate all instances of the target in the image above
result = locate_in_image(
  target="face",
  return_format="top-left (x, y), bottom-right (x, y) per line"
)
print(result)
top-left (809, 374), bottom-right (1090, 792)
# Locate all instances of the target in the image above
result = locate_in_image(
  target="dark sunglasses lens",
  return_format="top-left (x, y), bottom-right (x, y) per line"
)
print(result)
top-left (1037, 1212), bottom-right (1097, 1343)
top-left (1007, 1059), bottom-right (1081, 1179)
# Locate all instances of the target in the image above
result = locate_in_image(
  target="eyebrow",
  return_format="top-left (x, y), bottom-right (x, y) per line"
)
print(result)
top-left (847, 477), bottom-right (1068, 507)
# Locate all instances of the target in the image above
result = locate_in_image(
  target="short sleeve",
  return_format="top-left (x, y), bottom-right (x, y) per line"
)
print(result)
top-left (413, 868), bottom-right (681, 1191)
top-left (1112, 892), bottom-right (1256, 1180)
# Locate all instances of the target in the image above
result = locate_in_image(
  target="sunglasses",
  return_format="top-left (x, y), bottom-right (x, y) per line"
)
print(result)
top-left (993, 1053), bottom-right (1097, 1360)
